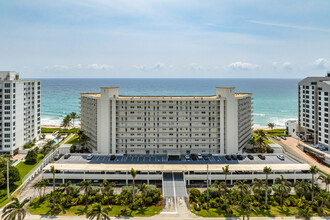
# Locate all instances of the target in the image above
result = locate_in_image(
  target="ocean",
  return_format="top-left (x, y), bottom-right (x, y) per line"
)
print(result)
top-left (40, 78), bottom-right (300, 127)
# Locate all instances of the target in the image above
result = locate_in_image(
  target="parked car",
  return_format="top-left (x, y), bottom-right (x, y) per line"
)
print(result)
top-left (258, 154), bottom-right (266, 160)
top-left (203, 155), bottom-right (209, 160)
top-left (110, 155), bottom-right (116, 160)
top-left (191, 154), bottom-right (197, 161)
top-left (237, 154), bottom-right (243, 160)
top-left (231, 154), bottom-right (237, 160)
top-left (54, 154), bottom-right (61, 161)
top-left (247, 154), bottom-right (254, 160)
top-left (225, 155), bottom-right (231, 160)
top-left (275, 136), bottom-right (281, 141)
top-left (277, 154), bottom-right (285, 160)
top-left (185, 154), bottom-right (190, 160)
top-left (280, 136), bottom-right (287, 140)
top-left (87, 154), bottom-right (93, 160)
top-left (197, 153), bottom-right (203, 160)
top-left (64, 153), bottom-right (71, 159)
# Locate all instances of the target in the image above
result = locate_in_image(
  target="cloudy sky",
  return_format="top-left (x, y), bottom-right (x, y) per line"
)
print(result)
top-left (1, 0), bottom-right (330, 78)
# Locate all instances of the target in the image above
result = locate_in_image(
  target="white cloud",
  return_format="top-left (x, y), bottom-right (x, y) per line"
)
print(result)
top-left (132, 62), bottom-right (170, 71)
top-left (228, 62), bottom-right (259, 71)
top-left (272, 61), bottom-right (292, 70)
top-left (43, 64), bottom-right (113, 71)
top-left (87, 64), bottom-right (113, 70)
top-left (313, 58), bottom-right (330, 69)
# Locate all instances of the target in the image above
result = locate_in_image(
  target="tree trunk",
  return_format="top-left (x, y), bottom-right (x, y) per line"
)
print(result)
top-left (258, 186), bottom-right (260, 204)
top-left (311, 174), bottom-right (314, 202)
top-left (133, 178), bottom-right (135, 206)
top-left (265, 175), bottom-right (268, 209)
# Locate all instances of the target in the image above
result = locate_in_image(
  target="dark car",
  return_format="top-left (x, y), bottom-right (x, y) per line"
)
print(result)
top-left (203, 155), bottom-right (209, 160)
top-left (54, 154), bottom-right (61, 161)
top-left (110, 155), bottom-right (116, 160)
top-left (280, 136), bottom-right (287, 140)
top-left (191, 154), bottom-right (197, 161)
top-left (225, 155), bottom-right (231, 160)
top-left (247, 154), bottom-right (254, 160)
top-left (64, 153), bottom-right (71, 159)
top-left (258, 154), bottom-right (266, 160)
top-left (231, 154), bottom-right (237, 160)
top-left (237, 154), bottom-right (243, 160)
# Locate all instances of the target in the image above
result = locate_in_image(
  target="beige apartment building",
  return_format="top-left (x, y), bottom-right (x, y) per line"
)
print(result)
top-left (80, 87), bottom-right (253, 155)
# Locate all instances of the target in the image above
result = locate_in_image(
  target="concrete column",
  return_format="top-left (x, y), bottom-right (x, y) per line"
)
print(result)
top-left (126, 179), bottom-right (128, 185)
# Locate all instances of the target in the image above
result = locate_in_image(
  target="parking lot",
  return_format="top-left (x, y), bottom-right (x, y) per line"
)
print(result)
top-left (57, 153), bottom-right (299, 165)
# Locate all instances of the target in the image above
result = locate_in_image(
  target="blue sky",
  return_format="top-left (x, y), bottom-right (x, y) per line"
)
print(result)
top-left (0, 0), bottom-right (330, 78)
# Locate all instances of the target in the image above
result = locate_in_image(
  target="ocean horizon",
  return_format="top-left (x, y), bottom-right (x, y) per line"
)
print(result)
top-left (40, 78), bottom-right (300, 127)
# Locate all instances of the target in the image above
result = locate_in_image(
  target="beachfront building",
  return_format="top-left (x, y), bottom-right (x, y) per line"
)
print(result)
top-left (80, 87), bottom-right (253, 155)
top-left (298, 72), bottom-right (330, 147)
top-left (0, 71), bottom-right (41, 154)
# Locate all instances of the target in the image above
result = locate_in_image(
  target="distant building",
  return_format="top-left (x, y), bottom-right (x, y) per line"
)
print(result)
top-left (0, 71), bottom-right (41, 154)
top-left (298, 72), bottom-right (330, 146)
top-left (80, 87), bottom-right (253, 155)
top-left (285, 120), bottom-right (298, 138)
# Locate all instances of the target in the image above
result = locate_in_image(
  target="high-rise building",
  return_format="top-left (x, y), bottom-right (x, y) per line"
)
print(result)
top-left (298, 72), bottom-right (330, 146)
top-left (0, 71), bottom-right (41, 154)
top-left (80, 87), bottom-right (253, 155)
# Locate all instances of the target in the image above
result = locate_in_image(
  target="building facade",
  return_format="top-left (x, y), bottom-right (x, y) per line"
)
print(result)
top-left (80, 87), bottom-right (253, 155)
top-left (0, 71), bottom-right (41, 154)
top-left (298, 73), bottom-right (330, 147)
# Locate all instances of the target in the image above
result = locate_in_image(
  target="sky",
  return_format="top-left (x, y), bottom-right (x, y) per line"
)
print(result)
top-left (0, 0), bottom-right (330, 78)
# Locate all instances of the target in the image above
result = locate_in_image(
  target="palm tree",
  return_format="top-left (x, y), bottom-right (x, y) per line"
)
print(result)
top-left (50, 165), bottom-right (56, 191)
top-left (70, 112), bottom-right (78, 127)
top-left (235, 196), bottom-right (257, 220)
top-left (100, 180), bottom-right (115, 206)
top-left (33, 181), bottom-right (43, 199)
top-left (86, 203), bottom-right (111, 220)
top-left (255, 136), bottom-right (267, 152)
top-left (222, 165), bottom-right (230, 208)
top-left (212, 180), bottom-right (223, 207)
top-left (309, 165), bottom-right (318, 202)
top-left (130, 168), bottom-right (137, 206)
top-left (61, 181), bottom-right (72, 205)
top-left (273, 175), bottom-right (292, 207)
top-left (61, 115), bottom-right (71, 129)
top-left (263, 166), bottom-right (272, 209)
top-left (2, 197), bottom-right (29, 220)
top-left (252, 178), bottom-right (264, 204)
top-left (234, 180), bottom-right (250, 198)
top-left (42, 179), bottom-right (49, 197)
top-left (294, 180), bottom-right (312, 200)
top-left (81, 179), bottom-right (92, 207)
top-left (138, 183), bottom-right (147, 205)
top-left (222, 165), bottom-right (230, 184)
top-left (318, 174), bottom-right (330, 192)
top-left (267, 123), bottom-right (275, 131)
top-left (255, 129), bottom-right (268, 140)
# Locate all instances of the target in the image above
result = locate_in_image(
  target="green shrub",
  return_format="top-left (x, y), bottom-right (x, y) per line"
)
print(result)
top-left (194, 203), bottom-right (201, 211)
top-left (190, 188), bottom-right (201, 198)
top-left (25, 149), bottom-right (38, 164)
top-left (145, 196), bottom-right (153, 205)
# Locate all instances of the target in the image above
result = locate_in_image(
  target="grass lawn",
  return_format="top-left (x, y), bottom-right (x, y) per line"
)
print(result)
top-left (15, 154), bottom-right (44, 185)
top-left (190, 205), bottom-right (330, 218)
top-left (264, 129), bottom-right (287, 137)
top-left (41, 127), bottom-right (78, 134)
top-left (65, 134), bottom-right (79, 145)
top-left (28, 200), bottom-right (162, 217)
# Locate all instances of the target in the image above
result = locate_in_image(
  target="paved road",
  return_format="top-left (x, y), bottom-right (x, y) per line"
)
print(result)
top-left (274, 137), bottom-right (330, 175)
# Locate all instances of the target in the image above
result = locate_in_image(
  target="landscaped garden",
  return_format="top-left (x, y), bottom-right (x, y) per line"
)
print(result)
top-left (25, 168), bottom-right (163, 218)
top-left (189, 165), bottom-right (330, 219)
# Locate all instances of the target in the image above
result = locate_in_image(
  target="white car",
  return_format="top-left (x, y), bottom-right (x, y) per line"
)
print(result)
top-left (277, 154), bottom-right (285, 160)
top-left (197, 153), bottom-right (203, 160)
top-left (87, 154), bottom-right (93, 160)
top-left (185, 154), bottom-right (190, 160)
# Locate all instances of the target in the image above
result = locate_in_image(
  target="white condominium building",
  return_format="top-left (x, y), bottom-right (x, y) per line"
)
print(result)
top-left (298, 73), bottom-right (330, 146)
top-left (80, 87), bottom-right (253, 155)
top-left (0, 71), bottom-right (41, 154)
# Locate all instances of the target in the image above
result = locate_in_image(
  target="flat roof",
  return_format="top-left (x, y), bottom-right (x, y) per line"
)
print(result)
top-left (44, 154), bottom-right (309, 172)
top-left (43, 163), bottom-right (309, 172)
top-left (80, 94), bottom-right (252, 99)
